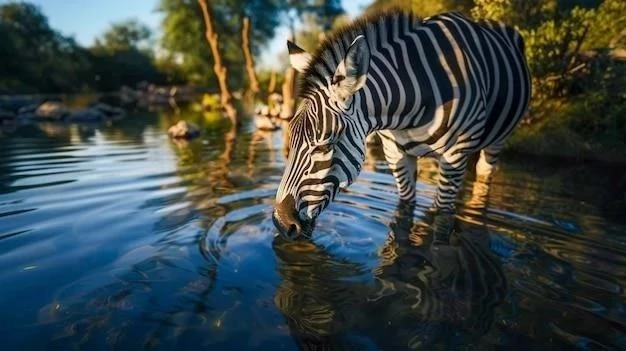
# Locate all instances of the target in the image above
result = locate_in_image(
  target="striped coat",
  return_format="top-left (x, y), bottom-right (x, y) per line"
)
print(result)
top-left (273, 11), bottom-right (531, 238)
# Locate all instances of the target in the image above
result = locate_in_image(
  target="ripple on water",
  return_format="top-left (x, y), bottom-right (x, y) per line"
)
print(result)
top-left (1, 120), bottom-right (626, 350)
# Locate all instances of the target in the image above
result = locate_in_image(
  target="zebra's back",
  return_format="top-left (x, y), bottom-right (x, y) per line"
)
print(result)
top-left (366, 11), bottom-right (531, 155)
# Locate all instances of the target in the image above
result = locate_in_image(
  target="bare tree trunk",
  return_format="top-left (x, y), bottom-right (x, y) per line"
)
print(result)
top-left (266, 69), bottom-right (277, 107)
top-left (280, 33), bottom-right (297, 120)
top-left (198, 0), bottom-right (237, 125)
top-left (281, 66), bottom-right (296, 119)
top-left (241, 16), bottom-right (260, 96)
top-left (268, 70), bottom-right (276, 94)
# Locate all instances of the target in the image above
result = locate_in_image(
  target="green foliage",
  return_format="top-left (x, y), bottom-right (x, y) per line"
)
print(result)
top-left (257, 69), bottom-right (284, 101)
top-left (158, 0), bottom-right (285, 87)
top-left (365, 0), bottom-right (473, 17)
top-left (0, 0), bottom-right (347, 94)
top-left (471, 0), bottom-right (626, 161)
top-left (282, 0), bottom-right (344, 31)
top-left (471, 0), bottom-right (625, 81)
top-left (507, 91), bottom-right (626, 162)
top-left (90, 19), bottom-right (167, 91)
top-left (0, 2), bottom-right (167, 93)
top-left (365, 0), bottom-right (626, 161)
top-left (93, 19), bottom-right (151, 53)
top-left (471, 0), bottom-right (559, 28)
top-left (0, 2), bottom-right (92, 93)
top-left (157, 0), bottom-right (344, 88)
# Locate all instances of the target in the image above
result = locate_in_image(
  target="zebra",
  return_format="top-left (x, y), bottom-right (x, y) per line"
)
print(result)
top-left (273, 11), bottom-right (531, 238)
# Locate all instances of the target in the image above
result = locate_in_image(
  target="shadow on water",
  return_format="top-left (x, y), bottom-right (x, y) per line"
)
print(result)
top-left (270, 172), bottom-right (513, 349)
top-left (0, 109), bottom-right (625, 350)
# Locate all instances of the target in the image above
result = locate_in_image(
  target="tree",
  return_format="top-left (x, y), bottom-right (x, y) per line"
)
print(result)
top-left (276, 1), bottom-right (346, 119)
top-left (90, 19), bottom-right (165, 91)
top-left (197, 0), bottom-right (237, 123)
top-left (0, 2), bottom-right (92, 93)
top-left (471, 0), bottom-right (626, 90)
top-left (93, 19), bottom-right (151, 52)
top-left (241, 16), bottom-right (260, 95)
top-left (364, 0), bottom-right (473, 17)
top-left (158, 0), bottom-right (284, 88)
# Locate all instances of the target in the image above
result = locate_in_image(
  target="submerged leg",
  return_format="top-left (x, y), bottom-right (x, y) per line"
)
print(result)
top-left (433, 151), bottom-right (469, 212)
top-left (468, 144), bottom-right (504, 209)
top-left (475, 143), bottom-right (504, 183)
top-left (380, 134), bottom-right (418, 202)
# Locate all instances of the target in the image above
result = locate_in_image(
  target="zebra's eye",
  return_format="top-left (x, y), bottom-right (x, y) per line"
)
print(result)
top-left (312, 144), bottom-right (333, 154)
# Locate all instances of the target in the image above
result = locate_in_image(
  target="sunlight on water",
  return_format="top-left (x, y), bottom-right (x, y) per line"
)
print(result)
top-left (0, 112), bottom-right (625, 350)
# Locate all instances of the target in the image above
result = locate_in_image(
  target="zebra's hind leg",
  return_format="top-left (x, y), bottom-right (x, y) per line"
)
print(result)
top-left (468, 144), bottom-right (504, 209)
top-left (475, 143), bottom-right (504, 183)
top-left (380, 135), bottom-right (417, 203)
top-left (433, 151), bottom-right (470, 213)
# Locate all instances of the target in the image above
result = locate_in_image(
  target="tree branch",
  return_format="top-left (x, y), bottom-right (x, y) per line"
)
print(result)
top-left (197, 0), bottom-right (237, 124)
top-left (241, 16), bottom-right (260, 94)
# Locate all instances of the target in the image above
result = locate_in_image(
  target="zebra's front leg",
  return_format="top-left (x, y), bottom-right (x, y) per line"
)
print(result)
top-left (380, 135), bottom-right (417, 203)
top-left (433, 152), bottom-right (470, 213)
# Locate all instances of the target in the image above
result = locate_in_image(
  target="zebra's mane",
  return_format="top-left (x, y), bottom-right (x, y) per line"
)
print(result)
top-left (297, 9), bottom-right (421, 97)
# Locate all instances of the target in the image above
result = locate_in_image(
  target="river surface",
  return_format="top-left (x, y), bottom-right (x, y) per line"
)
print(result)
top-left (1, 111), bottom-right (625, 350)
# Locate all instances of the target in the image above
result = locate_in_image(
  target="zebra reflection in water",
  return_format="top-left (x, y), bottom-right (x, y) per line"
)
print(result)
top-left (272, 188), bottom-right (507, 350)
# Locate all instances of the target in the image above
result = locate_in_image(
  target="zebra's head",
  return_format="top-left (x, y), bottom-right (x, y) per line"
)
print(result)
top-left (273, 36), bottom-right (371, 239)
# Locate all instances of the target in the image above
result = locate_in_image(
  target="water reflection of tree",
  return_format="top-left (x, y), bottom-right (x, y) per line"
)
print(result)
top-left (97, 111), bottom-right (159, 144)
top-left (246, 128), bottom-right (279, 178)
top-left (135, 118), bottom-right (280, 347)
top-left (167, 114), bottom-right (240, 215)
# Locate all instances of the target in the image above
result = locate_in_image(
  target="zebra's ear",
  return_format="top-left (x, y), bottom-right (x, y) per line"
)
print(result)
top-left (332, 35), bottom-right (370, 101)
top-left (287, 40), bottom-right (312, 73)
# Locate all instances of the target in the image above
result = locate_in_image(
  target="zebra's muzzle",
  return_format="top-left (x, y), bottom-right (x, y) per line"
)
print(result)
top-left (272, 211), bottom-right (302, 239)
top-left (273, 194), bottom-right (304, 239)
top-left (273, 194), bottom-right (317, 239)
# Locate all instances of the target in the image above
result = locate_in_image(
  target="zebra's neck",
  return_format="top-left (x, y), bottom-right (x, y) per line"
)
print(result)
top-left (351, 14), bottom-right (434, 133)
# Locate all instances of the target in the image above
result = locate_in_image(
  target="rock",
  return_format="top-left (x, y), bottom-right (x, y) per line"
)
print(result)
top-left (0, 109), bottom-right (16, 121)
top-left (65, 108), bottom-right (106, 123)
top-left (255, 115), bottom-right (280, 131)
top-left (35, 101), bottom-right (69, 120)
top-left (16, 112), bottom-right (37, 124)
top-left (232, 90), bottom-right (243, 100)
top-left (18, 103), bottom-right (39, 115)
top-left (260, 106), bottom-right (270, 116)
top-left (269, 106), bottom-right (281, 117)
top-left (269, 93), bottom-right (283, 104)
top-left (0, 97), bottom-right (42, 114)
top-left (90, 103), bottom-right (125, 120)
top-left (168, 121), bottom-right (200, 139)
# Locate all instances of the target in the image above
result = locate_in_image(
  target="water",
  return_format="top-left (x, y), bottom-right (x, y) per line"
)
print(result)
top-left (1, 112), bottom-right (625, 350)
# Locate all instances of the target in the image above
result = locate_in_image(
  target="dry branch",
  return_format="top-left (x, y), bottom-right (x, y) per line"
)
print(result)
top-left (268, 70), bottom-right (276, 94)
top-left (281, 65), bottom-right (296, 119)
top-left (242, 16), bottom-right (260, 95)
top-left (198, 0), bottom-right (237, 124)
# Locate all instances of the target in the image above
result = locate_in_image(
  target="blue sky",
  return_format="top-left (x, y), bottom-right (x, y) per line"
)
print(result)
top-left (16, 0), bottom-right (372, 68)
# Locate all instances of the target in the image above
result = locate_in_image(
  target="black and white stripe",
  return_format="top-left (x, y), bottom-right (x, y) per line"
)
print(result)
top-left (274, 10), bottom-right (531, 230)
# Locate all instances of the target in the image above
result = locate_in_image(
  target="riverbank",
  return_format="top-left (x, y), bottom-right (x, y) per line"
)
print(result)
top-left (505, 94), bottom-right (626, 165)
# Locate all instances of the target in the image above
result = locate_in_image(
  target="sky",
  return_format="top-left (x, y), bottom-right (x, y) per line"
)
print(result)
top-left (15, 0), bottom-right (372, 69)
